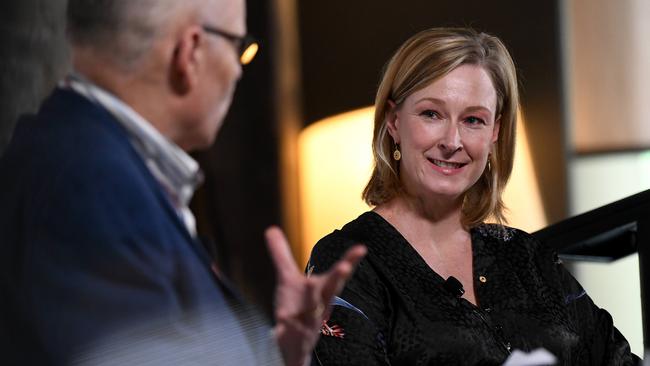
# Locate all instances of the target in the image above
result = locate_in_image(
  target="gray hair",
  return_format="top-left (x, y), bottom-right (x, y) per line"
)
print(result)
top-left (66, 0), bottom-right (198, 70)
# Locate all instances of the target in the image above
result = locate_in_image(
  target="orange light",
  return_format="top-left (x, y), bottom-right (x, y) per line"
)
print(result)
top-left (240, 43), bottom-right (259, 65)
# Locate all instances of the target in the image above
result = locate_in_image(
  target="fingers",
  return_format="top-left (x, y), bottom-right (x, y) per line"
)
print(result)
top-left (265, 226), bottom-right (299, 280)
top-left (319, 245), bottom-right (367, 303)
top-left (341, 245), bottom-right (367, 268)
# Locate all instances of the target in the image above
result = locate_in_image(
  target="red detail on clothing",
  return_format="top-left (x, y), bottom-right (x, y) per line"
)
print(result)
top-left (321, 320), bottom-right (345, 338)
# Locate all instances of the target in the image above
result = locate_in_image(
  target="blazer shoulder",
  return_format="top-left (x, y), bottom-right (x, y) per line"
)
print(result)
top-left (1, 90), bottom-right (164, 223)
top-left (11, 89), bottom-right (147, 180)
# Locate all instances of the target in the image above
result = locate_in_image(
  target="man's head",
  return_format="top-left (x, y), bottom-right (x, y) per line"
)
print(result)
top-left (67, 0), bottom-right (248, 151)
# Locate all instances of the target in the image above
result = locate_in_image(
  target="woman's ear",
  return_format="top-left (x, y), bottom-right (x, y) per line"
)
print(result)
top-left (385, 100), bottom-right (400, 144)
top-left (170, 25), bottom-right (203, 95)
top-left (492, 114), bottom-right (501, 144)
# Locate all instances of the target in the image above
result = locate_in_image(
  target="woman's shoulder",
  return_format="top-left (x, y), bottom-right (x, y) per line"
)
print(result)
top-left (473, 223), bottom-right (552, 253)
top-left (472, 224), bottom-right (562, 278)
top-left (473, 222), bottom-right (539, 243)
top-left (309, 229), bottom-right (357, 265)
top-left (307, 212), bottom-right (379, 274)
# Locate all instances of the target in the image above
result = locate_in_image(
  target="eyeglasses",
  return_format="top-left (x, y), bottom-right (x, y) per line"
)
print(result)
top-left (201, 25), bottom-right (259, 65)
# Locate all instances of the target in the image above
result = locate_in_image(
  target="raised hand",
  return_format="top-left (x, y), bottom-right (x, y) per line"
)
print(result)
top-left (265, 226), bottom-right (366, 366)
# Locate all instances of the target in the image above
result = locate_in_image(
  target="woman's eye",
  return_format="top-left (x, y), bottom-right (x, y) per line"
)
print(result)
top-left (465, 116), bottom-right (485, 125)
top-left (420, 110), bottom-right (439, 119)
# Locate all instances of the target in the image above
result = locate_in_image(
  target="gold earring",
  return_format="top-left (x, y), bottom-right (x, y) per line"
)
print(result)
top-left (487, 155), bottom-right (492, 171)
top-left (393, 145), bottom-right (401, 161)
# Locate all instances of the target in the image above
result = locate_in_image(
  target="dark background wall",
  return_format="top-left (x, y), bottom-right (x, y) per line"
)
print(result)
top-left (297, 0), bottom-right (568, 225)
top-left (0, 0), bottom-right (69, 155)
top-left (190, 0), bottom-right (281, 315)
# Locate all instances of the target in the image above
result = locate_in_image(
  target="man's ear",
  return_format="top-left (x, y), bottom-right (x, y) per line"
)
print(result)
top-left (385, 100), bottom-right (400, 144)
top-left (170, 25), bottom-right (203, 95)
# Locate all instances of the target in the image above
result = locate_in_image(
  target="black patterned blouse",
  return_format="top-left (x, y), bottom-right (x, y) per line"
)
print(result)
top-left (307, 212), bottom-right (639, 365)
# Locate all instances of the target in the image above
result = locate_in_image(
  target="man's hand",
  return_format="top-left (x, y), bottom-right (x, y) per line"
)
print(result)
top-left (265, 226), bottom-right (366, 366)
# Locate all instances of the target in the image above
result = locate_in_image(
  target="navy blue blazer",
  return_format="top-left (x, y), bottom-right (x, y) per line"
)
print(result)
top-left (0, 89), bottom-right (275, 365)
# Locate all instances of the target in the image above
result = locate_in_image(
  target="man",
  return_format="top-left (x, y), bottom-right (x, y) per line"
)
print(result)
top-left (0, 0), bottom-right (365, 365)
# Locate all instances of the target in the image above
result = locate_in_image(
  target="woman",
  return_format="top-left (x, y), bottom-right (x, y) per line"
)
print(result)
top-left (306, 28), bottom-right (638, 365)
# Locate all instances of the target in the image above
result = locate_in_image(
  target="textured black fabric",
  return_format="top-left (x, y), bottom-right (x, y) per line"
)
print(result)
top-left (307, 212), bottom-right (639, 365)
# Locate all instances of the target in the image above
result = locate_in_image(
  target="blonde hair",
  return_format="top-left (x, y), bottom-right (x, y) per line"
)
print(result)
top-left (362, 27), bottom-right (519, 228)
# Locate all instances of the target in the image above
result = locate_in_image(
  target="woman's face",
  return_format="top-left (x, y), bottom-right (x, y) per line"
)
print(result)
top-left (387, 64), bottom-right (500, 202)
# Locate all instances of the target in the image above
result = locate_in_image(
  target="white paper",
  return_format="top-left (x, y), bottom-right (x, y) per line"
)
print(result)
top-left (502, 348), bottom-right (557, 366)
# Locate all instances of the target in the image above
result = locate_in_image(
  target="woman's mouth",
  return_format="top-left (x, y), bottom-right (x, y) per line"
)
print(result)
top-left (429, 158), bottom-right (466, 169)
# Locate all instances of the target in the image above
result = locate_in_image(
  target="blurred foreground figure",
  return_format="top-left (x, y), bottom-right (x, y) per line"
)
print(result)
top-left (0, 0), bottom-right (365, 365)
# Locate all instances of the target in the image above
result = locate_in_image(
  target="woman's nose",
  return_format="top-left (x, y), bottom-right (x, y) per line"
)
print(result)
top-left (437, 122), bottom-right (463, 153)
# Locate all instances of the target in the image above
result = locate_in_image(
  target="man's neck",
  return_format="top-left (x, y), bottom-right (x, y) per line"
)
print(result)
top-left (73, 53), bottom-right (181, 148)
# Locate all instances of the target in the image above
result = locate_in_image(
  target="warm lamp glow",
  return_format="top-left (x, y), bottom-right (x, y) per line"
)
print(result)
top-left (298, 107), bottom-right (546, 265)
top-left (297, 107), bottom-right (374, 265)
top-left (500, 112), bottom-right (547, 232)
